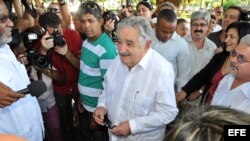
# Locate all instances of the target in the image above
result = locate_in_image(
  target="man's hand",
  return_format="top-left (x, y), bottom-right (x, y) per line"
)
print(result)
top-left (54, 44), bottom-right (68, 56)
top-left (176, 90), bottom-right (187, 102)
top-left (214, 47), bottom-right (223, 54)
top-left (41, 31), bottom-right (54, 52)
top-left (111, 120), bottom-right (131, 136)
top-left (0, 83), bottom-right (24, 108)
top-left (93, 106), bottom-right (106, 126)
top-left (187, 90), bottom-right (202, 101)
top-left (104, 19), bottom-right (115, 33)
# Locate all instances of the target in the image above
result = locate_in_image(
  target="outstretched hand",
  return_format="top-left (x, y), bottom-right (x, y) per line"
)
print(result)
top-left (0, 83), bottom-right (24, 108)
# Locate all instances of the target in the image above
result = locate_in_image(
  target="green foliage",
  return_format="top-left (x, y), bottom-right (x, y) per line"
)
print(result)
top-left (222, 0), bottom-right (237, 11)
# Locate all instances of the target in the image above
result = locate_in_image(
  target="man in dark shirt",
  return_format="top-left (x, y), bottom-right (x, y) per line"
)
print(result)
top-left (208, 6), bottom-right (243, 53)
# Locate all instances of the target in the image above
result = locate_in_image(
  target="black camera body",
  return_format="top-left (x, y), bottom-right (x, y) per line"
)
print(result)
top-left (104, 12), bottom-right (117, 21)
top-left (241, 11), bottom-right (250, 21)
top-left (51, 30), bottom-right (66, 47)
top-left (26, 50), bottom-right (49, 68)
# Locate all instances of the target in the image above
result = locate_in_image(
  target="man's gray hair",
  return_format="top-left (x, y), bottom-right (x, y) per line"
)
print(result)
top-left (78, 1), bottom-right (102, 20)
top-left (159, 2), bottom-right (177, 12)
top-left (240, 34), bottom-right (250, 47)
top-left (116, 16), bottom-right (152, 46)
top-left (191, 10), bottom-right (211, 24)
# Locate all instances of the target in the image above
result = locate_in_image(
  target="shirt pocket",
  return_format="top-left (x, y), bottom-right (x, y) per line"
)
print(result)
top-left (133, 94), bottom-right (154, 116)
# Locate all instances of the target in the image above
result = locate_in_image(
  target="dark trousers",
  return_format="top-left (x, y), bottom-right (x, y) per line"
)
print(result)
top-left (43, 104), bottom-right (64, 141)
top-left (78, 108), bottom-right (109, 141)
top-left (54, 92), bottom-right (80, 141)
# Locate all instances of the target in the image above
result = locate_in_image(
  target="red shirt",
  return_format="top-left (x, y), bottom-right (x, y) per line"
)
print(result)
top-left (52, 29), bottom-right (82, 95)
top-left (34, 29), bottom-right (82, 95)
top-left (208, 70), bottom-right (224, 104)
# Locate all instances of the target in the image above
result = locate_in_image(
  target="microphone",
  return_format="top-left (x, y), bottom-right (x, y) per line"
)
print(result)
top-left (16, 80), bottom-right (47, 97)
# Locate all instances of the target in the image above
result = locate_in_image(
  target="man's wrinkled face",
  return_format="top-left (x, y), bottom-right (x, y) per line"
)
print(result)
top-left (229, 43), bottom-right (250, 79)
top-left (116, 27), bottom-right (149, 69)
top-left (0, 2), bottom-right (14, 46)
top-left (190, 19), bottom-right (208, 40)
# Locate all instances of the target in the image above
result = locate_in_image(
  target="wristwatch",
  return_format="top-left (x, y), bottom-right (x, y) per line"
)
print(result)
top-left (198, 89), bottom-right (203, 94)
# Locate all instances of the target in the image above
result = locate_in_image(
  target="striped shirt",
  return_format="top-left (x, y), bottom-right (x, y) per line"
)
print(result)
top-left (78, 32), bottom-right (117, 112)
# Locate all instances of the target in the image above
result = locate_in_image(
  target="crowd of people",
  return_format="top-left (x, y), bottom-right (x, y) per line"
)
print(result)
top-left (0, 0), bottom-right (250, 141)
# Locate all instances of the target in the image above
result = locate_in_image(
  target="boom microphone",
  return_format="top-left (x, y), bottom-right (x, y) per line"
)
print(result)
top-left (16, 80), bottom-right (47, 97)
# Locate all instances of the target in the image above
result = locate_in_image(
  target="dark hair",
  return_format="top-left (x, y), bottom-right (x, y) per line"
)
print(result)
top-left (157, 9), bottom-right (177, 23)
top-left (38, 12), bottom-right (61, 29)
top-left (211, 14), bottom-right (216, 21)
top-left (177, 18), bottom-right (187, 25)
top-left (226, 21), bottom-right (250, 44)
top-left (78, 1), bottom-right (102, 20)
top-left (227, 6), bottom-right (244, 21)
top-left (136, 0), bottom-right (153, 11)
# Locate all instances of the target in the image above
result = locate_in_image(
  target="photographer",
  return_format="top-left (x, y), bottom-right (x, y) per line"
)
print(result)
top-left (103, 10), bottom-right (118, 41)
top-left (36, 12), bottom-right (82, 141)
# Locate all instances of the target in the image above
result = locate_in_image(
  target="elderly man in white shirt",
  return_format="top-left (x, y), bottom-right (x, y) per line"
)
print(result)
top-left (152, 9), bottom-right (190, 92)
top-left (93, 16), bottom-right (178, 141)
top-left (0, 1), bottom-right (44, 140)
top-left (211, 34), bottom-right (250, 114)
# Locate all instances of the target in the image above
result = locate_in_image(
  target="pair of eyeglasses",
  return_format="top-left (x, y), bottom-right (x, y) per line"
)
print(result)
top-left (83, 1), bottom-right (100, 11)
top-left (47, 8), bottom-right (60, 14)
top-left (230, 49), bottom-right (250, 64)
top-left (216, 11), bottom-right (223, 14)
top-left (191, 23), bottom-right (207, 28)
top-left (0, 15), bottom-right (10, 23)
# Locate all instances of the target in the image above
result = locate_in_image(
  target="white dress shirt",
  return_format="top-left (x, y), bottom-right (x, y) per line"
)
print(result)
top-left (98, 48), bottom-right (178, 141)
top-left (211, 74), bottom-right (250, 114)
top-left (183, 35), bottom-right (216, 78)
top-left (0, 44), bottom-right (44, 141)
top-left (152, 31), bottom-right (190, 92)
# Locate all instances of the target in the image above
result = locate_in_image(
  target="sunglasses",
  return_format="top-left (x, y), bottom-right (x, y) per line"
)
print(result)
top-left (47, 8), bottom-right (60, 13)
top-left (83, 1), bottom-right (100, 11)
top-left (230, 49), bottom-right (250, 64)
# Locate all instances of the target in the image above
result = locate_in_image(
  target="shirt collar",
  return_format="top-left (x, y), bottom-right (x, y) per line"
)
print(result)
top-left (226, 74), bottom-right (250, 98)
top-left (153, 30), bottom-right (178, 43)
top-left (136, 48), bottom-right (153, 70)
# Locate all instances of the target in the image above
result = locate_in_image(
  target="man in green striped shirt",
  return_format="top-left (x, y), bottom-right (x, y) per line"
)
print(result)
top-left (78, 1), bottom-right (117, 141)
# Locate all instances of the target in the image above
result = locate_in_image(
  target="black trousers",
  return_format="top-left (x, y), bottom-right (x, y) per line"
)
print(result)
top-left (78, 107), bottom-right (109, 141)
top-left (54, 92), bottom-right (82, 141)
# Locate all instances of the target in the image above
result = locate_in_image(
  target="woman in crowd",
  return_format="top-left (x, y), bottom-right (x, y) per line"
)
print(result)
top-left (176, 21), bottom-right (250, 104)
top-left (136, 0), bottom-right (154, 27)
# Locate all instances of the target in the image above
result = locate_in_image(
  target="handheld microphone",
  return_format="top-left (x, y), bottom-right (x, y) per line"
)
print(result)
top-left (16, 80), bottom-right (47, 97)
